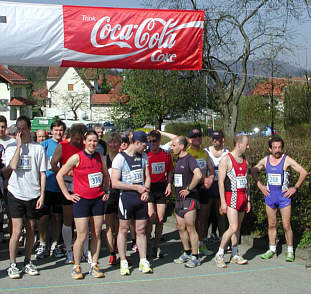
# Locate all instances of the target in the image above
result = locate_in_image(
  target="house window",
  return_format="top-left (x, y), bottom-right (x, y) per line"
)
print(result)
top-left (13, 87), bottom-right (22, 97)
top-left (10, 107), bottom-right (17, 120)
top-left (0, 99), bottom-right (8, 111)
top-left (68, 84), bottom-right (74, 91)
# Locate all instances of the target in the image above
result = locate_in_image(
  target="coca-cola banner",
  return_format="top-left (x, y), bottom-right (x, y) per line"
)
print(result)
top-left (0, 2), bottom-right (204, 70)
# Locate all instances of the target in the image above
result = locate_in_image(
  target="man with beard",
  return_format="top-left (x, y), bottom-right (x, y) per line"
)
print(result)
top-left (251, 135), bottom-right (308, 262)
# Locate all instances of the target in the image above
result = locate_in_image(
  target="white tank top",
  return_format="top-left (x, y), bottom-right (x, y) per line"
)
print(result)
top-left (205, 146), bottom-right (228, 181)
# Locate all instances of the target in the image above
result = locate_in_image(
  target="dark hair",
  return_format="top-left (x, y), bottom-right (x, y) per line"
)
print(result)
top-left (120, 134), bottom-right (130, 144)
top-left (149, 130), bottom-right (161, 141)
top-left (16, 116), bottom-right (31, 129)
top-left (0, 115), bottom-right (7, 126)
top-left (70, 124), bottom-right (87, 137)
top-left (107, 132), bottom-right (121, 144)
top-left (51, 120), bottom-right (66, 131)
top-left (268, 135), bottom-right (284, 149)
top-left (84, 130), bottom-right (98, 139)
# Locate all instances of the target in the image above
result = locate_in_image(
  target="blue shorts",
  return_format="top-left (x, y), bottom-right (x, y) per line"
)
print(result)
top-left (265, 191), bottom-right (291, 209)
top-left (118, 192), bottom-right (148, 220)
top-left (73, 196), bottom-right (105, 218)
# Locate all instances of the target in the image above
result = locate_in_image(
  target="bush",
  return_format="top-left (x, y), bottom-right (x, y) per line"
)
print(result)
top-left (165, 122), bottom-right (212, 137)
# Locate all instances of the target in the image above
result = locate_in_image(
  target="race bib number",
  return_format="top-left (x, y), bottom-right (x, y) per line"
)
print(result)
top-left (236, 176), bottom-right (247, 189)
top-left (130, 169), bottom-right (143, 184)
top-left (196, 158), bottom-right (207, 171)
top-left (268, 173), bottom-right (281, 186)
top-left (174, 174), bottom-right (183, 187)
top-left (18, 155), bottom-right (31, 170)
top-left (151, 162), bottom-right (165, 175)
top-left (88, 172), bottom-right (102, 188)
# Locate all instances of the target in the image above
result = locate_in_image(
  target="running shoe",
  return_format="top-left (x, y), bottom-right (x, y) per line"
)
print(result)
top-left (35, 244), bottom-right (49, 260)
top-left (65, 250), bottom-right (74, 264)
top-left (72, 265), bottom-right (83, 280)
top-left (215, 254), bottom-right (227, 268)
top-left (120, 260), bottom-right (130, 276)
top-left (51, 245), bottom-right (65, 258)
top-left (260, 250), bottom-right (275, 260)
top-left (87, 251), bottom-right (92, 264)
top-left (7, 263), bottom-right (21, 279)
top-left (230, 255), bottom-right (248, 265)
top-left (185, 255), bottom-right (201, 268)
top-left (23, 261), bottom-right (39, 276)
top-left (89, 264), bottom-right (104, 278)
top-left (174, 252), bottom-right (192, 264)
top-left (109, 254), bottom-right (117, 265)
top-left (199, 244), bottom-right (214, 256)
top-left (139, 259), bottom-right (153, 273)
top-left (285, 252), bottom-right (294, 262)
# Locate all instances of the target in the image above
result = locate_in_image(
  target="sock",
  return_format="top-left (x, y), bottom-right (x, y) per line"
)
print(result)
top-left (192, 254), bottom-right (199, 259)
top-left (62, 225), bottom-right (72, 252)
top-left (185, 250), bottom-right (191, 256)
top-left (217, 248), bottom-right (225, 256)
top-left (50, 241), bottom-right (57, 251)
top-left (269, 245), bottom-right (276, 253)
top-left (40, 242), bottom-right (46, 247)
top-left (287, 246), bottom-right (294, 253)
top-left (121, 259), bottom-right (128, 267)
top-left (91, 262), bottom-right (97, 267)
top-left (231, 246), bottom-right (238, 257)
top-left (23, 258), bottom-right (30, 265)
top-left (140, 258), bottom-right (147, 263)
top-left (111, 251), bottom-right (116, 256)
top-left (83, 237), bottom-right (89, 256)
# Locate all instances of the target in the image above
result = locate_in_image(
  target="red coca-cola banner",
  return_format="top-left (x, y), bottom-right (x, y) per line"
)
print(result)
top-left (62, 6), bottom-right (204, 70)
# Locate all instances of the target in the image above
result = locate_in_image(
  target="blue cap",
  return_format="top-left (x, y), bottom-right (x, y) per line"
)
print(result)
top-left (132, 130), bottom-right (148, 143)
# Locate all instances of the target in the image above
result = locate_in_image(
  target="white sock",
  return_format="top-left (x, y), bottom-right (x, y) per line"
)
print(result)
top-left (121, 259), bottom-right (128, 267)
top-left (269, 245), bottom-right (276, 252)
top-left (217, 248), bottom-right (224, 256)
top-left (62, 225), bottom-right (72, 252)
top-left (40, 242), bottom-right (46, 247)
top-left (140, 258), bottom-right (147, 263)
top-left (91, 262), bottom-right (97, 267)
top-left (50, 241), bottom-right (57, 251)
top-left (287, 246), bottom-right (294, 253)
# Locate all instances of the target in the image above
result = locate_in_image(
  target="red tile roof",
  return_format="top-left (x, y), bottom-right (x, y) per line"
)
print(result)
top-left (0, 65), bottom-right (32, 85)
top-left (91, 94), bottom-right (116, 105)
top-left (32, 87), bottom-right (48, 99)
top-left (46, 67), bottom-right (67, 81)
top-left (8, 97), bottom-right (34, 106)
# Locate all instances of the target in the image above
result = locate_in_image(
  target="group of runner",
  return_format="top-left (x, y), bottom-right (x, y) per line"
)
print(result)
top-left (0, 115), bottom-right (308, 280)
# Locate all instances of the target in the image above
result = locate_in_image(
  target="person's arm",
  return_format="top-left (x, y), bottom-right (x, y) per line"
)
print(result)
top-left (101, 155), bottom-right (110, 201)
top-left (56, 154), bottom-right (80, 203)
top-left (250, 157), bottom-right (270, 196)
top-left (36, 171), bottom-right (46, 209)
top-left (50, 144), bottom-right (62, 173)
top-left (283, 156), bottom-right (309, 198)
top-left (9, 132), bottom-right (22, 170)
top-left (218, 156), bottom-right (228, 214)
top-left (158, 130), bottom-right (177, 141)
top-left (246, 161), bottom-right (251, 213)
top-left (204, 152), bottom-right (215, 189)
top-left (141, 164), bottom-right (151, 202)
top-left (179, 167), bottom-right (202, 198)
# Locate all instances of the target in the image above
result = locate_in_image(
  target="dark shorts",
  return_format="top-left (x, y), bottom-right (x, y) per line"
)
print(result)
top-left (149, 182), bottom-right (166, 204)
top-left (73, 196), bottom-right (105, 218)
top-left (198, 184), bottom-right (209, 204)
top-left (7, 191), bottom-right (40, 219)
top-left (265, 191), bottom-right (291, 209)
top-left (40, 191), bottom-right (63, 215)
top-left (118, 192), bottom-right (148, 220)
top-left (61, 191), bottom-right (74, 206)
top-left (207, 181), bottom-right (220, 199)
top-left (175, 198), bottom-right (200, 218)
top-left (104, 189), bottom-right (120, 215)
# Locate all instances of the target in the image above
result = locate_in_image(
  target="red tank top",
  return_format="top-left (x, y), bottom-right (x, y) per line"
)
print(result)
top-left (73, 151), bottom-right (104, 199)
top-left (60, 141), bottom-right (83, 164)
top-left (147, 149), bottom-right (173, 183)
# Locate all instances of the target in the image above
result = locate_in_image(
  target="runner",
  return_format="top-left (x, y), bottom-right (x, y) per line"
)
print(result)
top-left (51, 123), bottom-right (87, 264)
top-left (186, 129), bottom-right (215, 256)
top-left (111, 130), bottom-right (152, 275)
top-left (146, 130), bottom-right (173, 258)
top-left (5, 116), bottom-right (47, 279)
top-left (93, 124), bottom-right (107, 156)
top-left (104, 132), bottom-right (122, 265)
top-left (36, 120), bottom-right (66, 259)
top-left (172, 136), bottom-right (202, 268)
top-left (57, 130), bottom-right (110, 279)
top-left (251, 135), bottom-right (308, 262)
top-left (36, 129), bottom-right (47, 144)
top-left (215, 134), bottom-right (250, 268)
top-left (205, 131), bottom-right (228, 240)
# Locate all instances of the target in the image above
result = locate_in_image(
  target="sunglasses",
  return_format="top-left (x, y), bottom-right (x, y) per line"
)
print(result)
top-left (190, 134), bottom-right (202, 138)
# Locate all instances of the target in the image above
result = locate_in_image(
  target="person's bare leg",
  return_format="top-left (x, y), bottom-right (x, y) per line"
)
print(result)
top-left (9, 218), bottom-right (23, 263)
top-left (280, 205), bottom-right (293, 247)
top-left (24, 219), bottom-right (36, 260)
top-left (176, 214), bottom-right (190, 251)
top-left (184, 209), bottom-right (199, 255)
top-left (89, 215), bottom-right (104, 264)
top-left (117, 220), bottom-right (130, 261)
top-left (104, 214), bottom-right (117, 254)
top-left (153, 204), bottom-right (166, 249)
top-left (266, 205), bottom-right (278, 246)
top-left (135, 219), bottom-right (148, 259)
top-left (73, 217), bottom-right (89, 266)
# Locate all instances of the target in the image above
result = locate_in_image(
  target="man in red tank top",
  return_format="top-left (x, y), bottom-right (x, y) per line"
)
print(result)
top-left (215, 134), bottom-right (251, 268)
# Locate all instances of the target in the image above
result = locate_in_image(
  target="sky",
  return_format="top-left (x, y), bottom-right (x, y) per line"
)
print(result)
top-left (2, 0), bottom-right (311, 71)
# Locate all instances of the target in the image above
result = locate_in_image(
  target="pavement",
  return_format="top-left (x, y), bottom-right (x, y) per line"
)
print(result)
top-left (0, 217), bottom-right (310, 294)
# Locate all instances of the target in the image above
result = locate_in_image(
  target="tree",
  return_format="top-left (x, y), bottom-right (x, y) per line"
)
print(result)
top-left (146, 0), bottom-right (310, 136)
top-left (112, 69), bottom-right (206, 130)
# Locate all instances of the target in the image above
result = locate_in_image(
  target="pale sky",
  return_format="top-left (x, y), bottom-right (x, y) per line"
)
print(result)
top-left (2, 0), bottom-right (311, 70)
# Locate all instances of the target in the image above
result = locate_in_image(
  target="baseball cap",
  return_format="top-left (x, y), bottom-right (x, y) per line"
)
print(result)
top-left (188, 128), bottom-right (202, 138)
top-left (212, 130), bottom-right (224, 140)
top-left (132, 130), bottom-right (148, 143)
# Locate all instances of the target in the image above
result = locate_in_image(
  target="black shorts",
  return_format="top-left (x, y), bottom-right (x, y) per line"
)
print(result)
top-left (105, 189), bottom-right (119, 215)
top-left (149, 182), bottom-right (166, 204)
top-left (175, 198), bottom-right (200, 218)
top-left (198, 184), bottom-right (209, 204)
top-left (7, 191), bottom-right (40, 219)
top-left (40, 191), bottom-right (63, 215)
top-left (207, 181), bottom-right (220, 199)
top-left (73, 196), bottom-right (105, 218)
top-left (61, 191), bottom-right (74, 206)
top-left (118, 192), bottom-right (148, 220)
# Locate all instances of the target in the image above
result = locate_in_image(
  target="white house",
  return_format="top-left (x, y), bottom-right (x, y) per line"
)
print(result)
top-left (0, 65), bottom-right (33, 125)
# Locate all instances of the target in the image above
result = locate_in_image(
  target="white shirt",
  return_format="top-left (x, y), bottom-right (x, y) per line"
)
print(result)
top-left (5, 142), bottom-right (47, 201)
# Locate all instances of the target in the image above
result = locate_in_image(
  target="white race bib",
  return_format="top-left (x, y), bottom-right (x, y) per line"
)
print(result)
top-left (88, 172), bottom-right (102, 188)
top-left (268, 173), bottom-right (281, 186)
top-left (130, 169), bottom-right (143, 184)
top-left (18, 155), bottom-right (31, 170)
top-left (174, 174), bottom-right (183, 187)
top-left (196, 158), bottom-right (207, 171)
top-left (236, 176), bottom-right (247, 189)
top-left (151, 162), bottom-right (165, 175)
